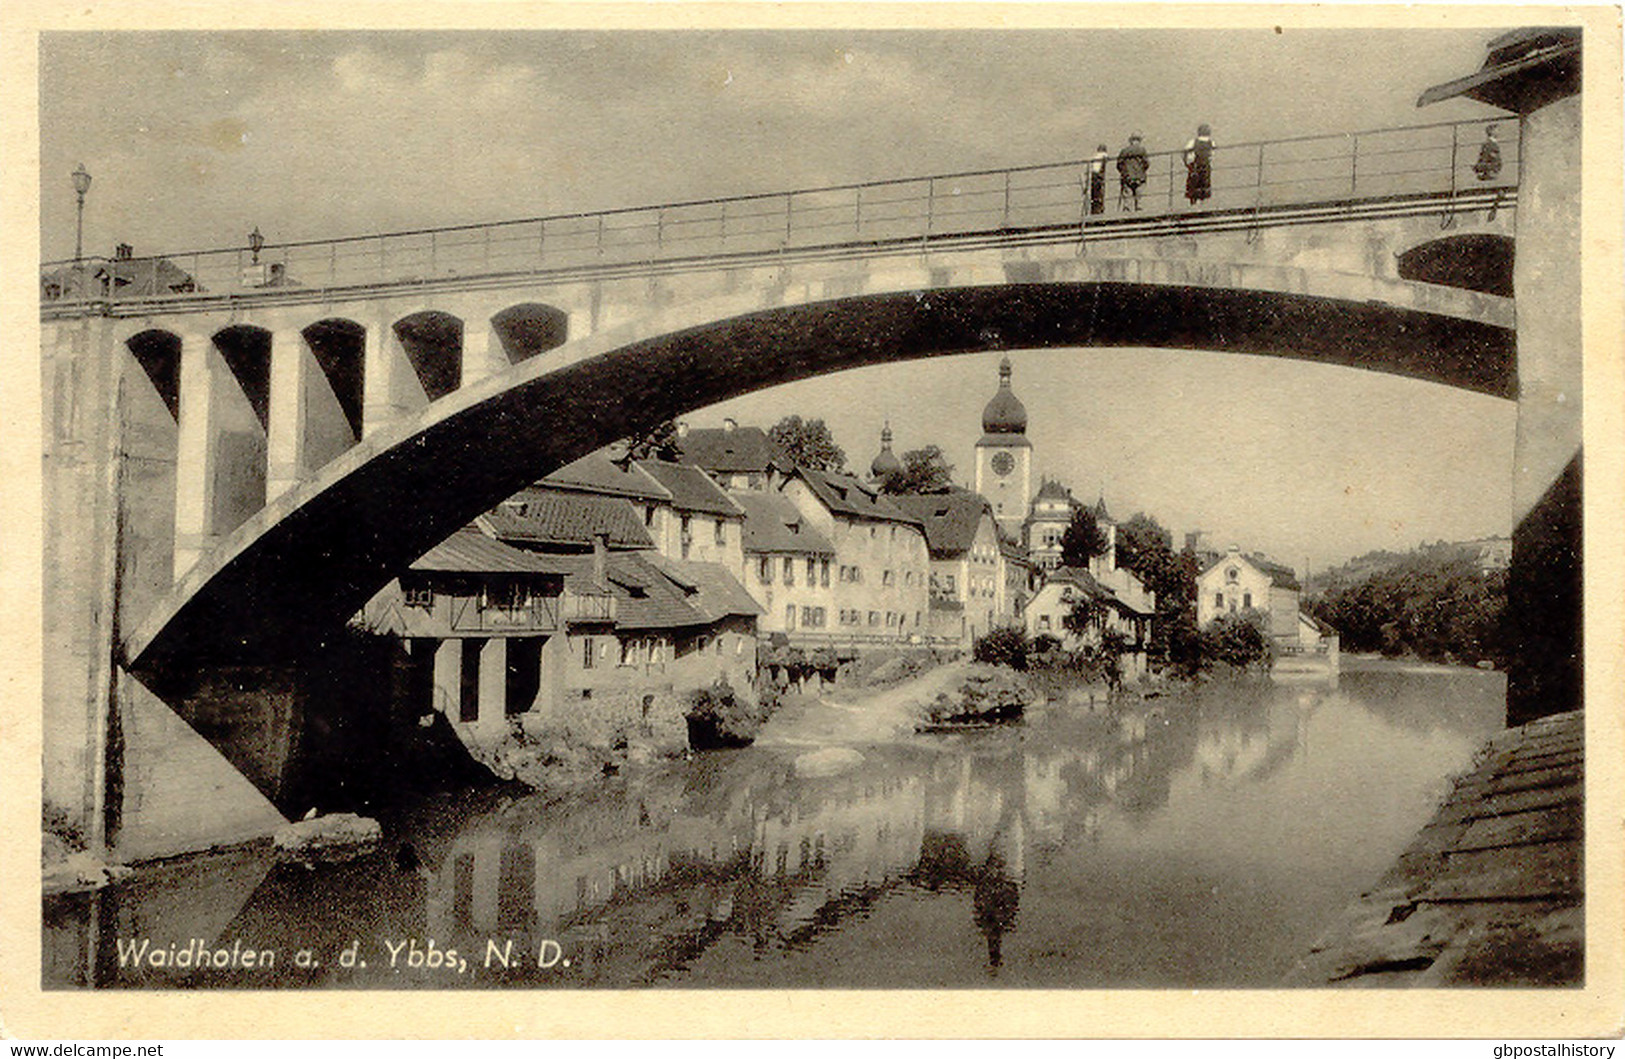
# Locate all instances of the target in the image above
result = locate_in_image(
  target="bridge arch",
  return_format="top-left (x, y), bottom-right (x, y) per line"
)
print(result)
top-left (491, 302), bottom-right (569, 364)
top-left (124, 257), bottom-right (1514, 673)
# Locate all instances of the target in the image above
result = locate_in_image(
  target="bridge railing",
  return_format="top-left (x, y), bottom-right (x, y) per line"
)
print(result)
top-left (40, 118), bottom-right (1517, 312)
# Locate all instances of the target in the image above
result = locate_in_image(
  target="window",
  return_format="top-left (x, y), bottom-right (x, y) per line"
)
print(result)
top-left (945, 574), bottom-right (956, 594)
top-left (759, 557), bottom-right (773, 584)
top-left (1243, 592), bottom-right (1253, 609)
top-left (783, 557), bottom-right (795, 585)
top-left (1226, 566), bottom-right (1240, 583)
top-left (807, 557), bottom-right (817, 583)
top-left (786, 604), bottom-right (796, 629)
top-left (582, 637), bottom-right (595, 669)
top-left (868, 611), bottom-right (879, 626)
top-left (1214, 592), bottom-right (1223, 610)
top-left (715, 520), bottom-right (727, 545)
top-left (870, 526), bottom-right (877, 539)
top-left (620, 639), bottom-right (637, 666)
top-left (645, 505), bottom-right (656, 526)
top-left (915, 611), bottom-right (922, 627)
top-left (820, 560), bottom-right (830, 587)
top-left (681, 516), bottom-right (692, 558)
top-left (890, 526), bottom-right (896, 541)
top-left (404, 585), bottom-right (433, 609)
top-left (801, 606), bottom-right (826, 628)
top-left (883, 570), bottom-right (895, 586)
top-left (1039, 615), bottom-right (1052, 631)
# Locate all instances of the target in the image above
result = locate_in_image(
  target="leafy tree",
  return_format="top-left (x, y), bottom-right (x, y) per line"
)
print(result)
top-left (622, 418), bottom-right (682, 462)
top-left (1307, 549), bottom-right (1506, 665)
top-left (879, 445), bottom-right (955, 494)
top-left (973, 626), bottom-right (1029, 671)
top-left (1062, 592), bottom-right (1106, 641)
top-left (1198, 609), bottom-right (1272, 671)
top-left (768, 415), bottom-right (846, 472)
top-left (1060, 507), bottom-right (1110, 568)
top-left (1115, 512), bottom-right (1200, 673)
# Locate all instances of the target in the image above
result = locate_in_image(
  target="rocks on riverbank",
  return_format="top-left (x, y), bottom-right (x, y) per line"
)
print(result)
top-left (919, 664), bottom-right (1038, 729)
top-left (273, 812), bottom-right (382, 865)
top-left (42, 832), bottom-right (132, 896)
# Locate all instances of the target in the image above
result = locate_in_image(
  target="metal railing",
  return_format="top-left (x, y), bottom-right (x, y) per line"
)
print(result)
top-left (40, 118), bottom-right (1516, 313)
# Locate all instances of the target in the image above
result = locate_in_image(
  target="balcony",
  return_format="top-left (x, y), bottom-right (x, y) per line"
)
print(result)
top-left (562, 590), bottom-right (617, 625)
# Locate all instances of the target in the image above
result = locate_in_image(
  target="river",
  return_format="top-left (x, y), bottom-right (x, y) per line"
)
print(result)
top-left (45, 657), bottom-right (1507, 989)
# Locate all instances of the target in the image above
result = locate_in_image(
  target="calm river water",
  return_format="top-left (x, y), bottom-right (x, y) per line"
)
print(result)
top-left (46, 657), bottom-right (1506, 989)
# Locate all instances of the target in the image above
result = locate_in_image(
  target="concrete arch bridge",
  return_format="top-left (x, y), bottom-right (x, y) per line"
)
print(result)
top-left (41, 119), bottom-right (1532, 857)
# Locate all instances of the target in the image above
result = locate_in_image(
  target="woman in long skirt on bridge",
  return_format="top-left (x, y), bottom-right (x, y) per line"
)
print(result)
top-left (1184, 123), bottom-right (1214, 205)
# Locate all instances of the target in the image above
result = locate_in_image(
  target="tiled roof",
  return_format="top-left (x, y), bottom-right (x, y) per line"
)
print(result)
top-left (410, 527), bottom-right (575, 574)
top-left (1045, 565), bottom-right (1113, 599)
top-left (480, 489), bottom-right (654, 550)
top-left (642, 553), bottom-right (762, 621)
top-left (636, 459), bottom-right (744, 518)
top-left (542, 453), bottom-right (670, 502)
top-left (1033, 478), bottom-right (1073, 501)
top-left (791, 468), bottom-right (921, 527)
top-left (887, 490), bottom-right (992, 559)
top-left (731, 491), bottom-right (836, 556)
top-left (1199, 551), bottom-right (1302, 591)
top-left (678, 426), bottom-right (789, 474)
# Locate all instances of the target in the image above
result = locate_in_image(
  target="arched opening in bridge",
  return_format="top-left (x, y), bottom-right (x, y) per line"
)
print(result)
top-left (1397, 233), bottom-right (1515, 296)
top-left (491, 303), bottom-right (569, 365)
top-left (301, 318), bottom-right (367, 464)
top-left (121, 329), bottom-right (182, 625)
top-left (393, 311), bottom-right (465, 402)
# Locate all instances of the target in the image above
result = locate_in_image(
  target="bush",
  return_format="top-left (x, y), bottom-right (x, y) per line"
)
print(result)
top-left (973, 626), bottom-right (1029, 671)
top-left (1198, 610), bottom-right (1272, 671)
top-left (684, 678), bottom-right (769, 750)
top-left (1031, 634), bottom-right (1062, 655)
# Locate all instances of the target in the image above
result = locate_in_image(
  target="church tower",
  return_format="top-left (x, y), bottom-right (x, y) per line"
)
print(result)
top-left (974, 356), bottom-right (1033, 537)
top-left (869, 422), bottom-right (903, 484)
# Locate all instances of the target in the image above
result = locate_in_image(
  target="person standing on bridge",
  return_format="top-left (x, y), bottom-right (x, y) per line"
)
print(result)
top-left (1116, 134), bottom-right (1149, 211)
top-left (1473, 124), bottom-right (1503, 181)
top-left (1184, 123), bottom-right (1215, 205)
top-left (1088, 144), bottom-right (1109, 215)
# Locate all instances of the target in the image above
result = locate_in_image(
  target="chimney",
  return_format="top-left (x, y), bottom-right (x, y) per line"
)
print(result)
top-left (675, 420), bottom-right (690, 438)
top-left (722, 417), bottom-right (737, 433)
top-left (591, 532), bottom-right (608, 589)
top-left (115, 243), bottom-right (133, 260)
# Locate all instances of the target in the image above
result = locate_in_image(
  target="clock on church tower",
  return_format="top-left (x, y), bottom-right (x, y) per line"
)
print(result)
top-left (974, 356), bottom-right (1033, 538)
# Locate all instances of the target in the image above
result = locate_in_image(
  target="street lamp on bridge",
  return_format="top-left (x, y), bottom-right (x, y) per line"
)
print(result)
top-left (71, 163), bottom-right (92, 266)
top-left (249, 225), bottom-right (264, 265)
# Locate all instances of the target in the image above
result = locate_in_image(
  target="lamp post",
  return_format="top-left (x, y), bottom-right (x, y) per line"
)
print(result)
top-left (71, 163), bottom-right (92, 266)
top-left (249, 225), bottom-right (264, 265)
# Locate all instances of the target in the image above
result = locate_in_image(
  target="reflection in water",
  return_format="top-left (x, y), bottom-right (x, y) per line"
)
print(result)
top-left (45, 661), bottom-right (1506, 988)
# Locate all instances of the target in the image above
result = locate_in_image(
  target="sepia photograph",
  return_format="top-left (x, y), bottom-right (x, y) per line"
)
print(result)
top-left (8, 2), bottom-right (1623, 1039)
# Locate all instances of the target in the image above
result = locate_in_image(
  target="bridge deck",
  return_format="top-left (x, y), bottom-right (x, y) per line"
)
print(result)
top-left (1287, 710), bottom-right (1583, 986)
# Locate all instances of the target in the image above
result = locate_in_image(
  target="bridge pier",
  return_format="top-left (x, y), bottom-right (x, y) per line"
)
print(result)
top-left (266, 328), bottom-right (312, 502)
top-left (172, 331), bottom-right (223, 579)
top-left (1505, 93), bottom-right (1582, 725)
top-left (361, 313), bottom-right (430, 437)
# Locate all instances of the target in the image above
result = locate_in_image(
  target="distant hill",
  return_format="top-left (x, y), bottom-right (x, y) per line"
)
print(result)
top-left (1306, 538), bottom-right (1509, 600)
top-left (1305, 538), bottom-right (1509, 665)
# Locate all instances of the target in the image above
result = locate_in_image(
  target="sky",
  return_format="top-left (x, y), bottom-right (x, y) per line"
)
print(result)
top-left (37, 23), bottom-right (1521, 571)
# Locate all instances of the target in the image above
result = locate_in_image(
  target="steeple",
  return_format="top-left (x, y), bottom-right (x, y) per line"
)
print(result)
top-left (981, 356), bottom-right (1028, 435)
top-left (869, 421), bottom-right (903, 481)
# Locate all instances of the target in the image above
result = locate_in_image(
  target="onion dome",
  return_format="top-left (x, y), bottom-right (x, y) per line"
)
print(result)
top-left (981, 356), bottom-right (1027, 434)
top-left (870, 422), bottom-right (903, 480)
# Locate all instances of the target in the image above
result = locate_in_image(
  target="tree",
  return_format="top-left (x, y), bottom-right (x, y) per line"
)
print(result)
top-left (621, 418), bottom-right (682, 462)
top-left (1062, 592), bottom-right (1106, 641)
top-left (1060, 506), bottom-right (1110, 568)
top-left (879, 445), bottom-right (954, 494)
top-left (1198, 609), bottom-right (1272, 671)
top-left (972, 626), bottom-right (1029, 671)
top-left (768, 415), bottom-right (845, 472)
top-left (1115, 512), bottom-right (1200, 673)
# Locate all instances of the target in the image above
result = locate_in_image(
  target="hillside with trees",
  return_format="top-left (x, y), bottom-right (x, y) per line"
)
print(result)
top-left (1306, 543), bottom-right (1507, 666)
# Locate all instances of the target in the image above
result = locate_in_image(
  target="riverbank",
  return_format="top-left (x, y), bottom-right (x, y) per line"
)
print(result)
top-left (1287, 709), bottom-right (1582, 986)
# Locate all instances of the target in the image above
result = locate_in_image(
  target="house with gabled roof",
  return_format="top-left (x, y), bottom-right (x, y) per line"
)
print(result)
top-left (730, 490), bottom-right (837, 642)
top-left (1023, 564), bottom-right (1155, 680)
top-left (541, 453), bottom-right (747, 579)
top-left (676, 418), bottom-right (791, 492)
top-left (1196, 545), bottom-right (1303, 645)
top-left (887, 489), bottom-right (1015, 646)
top-left (358, 479), bottom-right (761, 753)
top-left (777, 466), bottom-right (932, 644)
